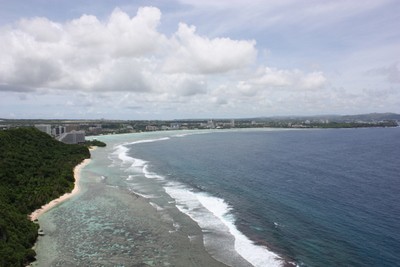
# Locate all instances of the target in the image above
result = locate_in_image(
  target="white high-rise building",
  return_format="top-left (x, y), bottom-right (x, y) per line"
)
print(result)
top-left (35, 124), bottom-right (52, 135)
top-left (57, 130), bottom-right (86, 144)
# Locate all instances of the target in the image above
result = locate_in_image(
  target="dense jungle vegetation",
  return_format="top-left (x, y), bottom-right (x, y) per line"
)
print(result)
top-left (0, 127), bottom-right (90, 266)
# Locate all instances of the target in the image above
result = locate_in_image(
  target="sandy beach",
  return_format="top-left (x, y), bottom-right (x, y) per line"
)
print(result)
top-left (29, 158), bottom-right (91, 221)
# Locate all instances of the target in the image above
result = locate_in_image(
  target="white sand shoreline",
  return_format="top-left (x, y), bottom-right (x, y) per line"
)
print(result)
top-left (29, 158), bottom-right (91, 221)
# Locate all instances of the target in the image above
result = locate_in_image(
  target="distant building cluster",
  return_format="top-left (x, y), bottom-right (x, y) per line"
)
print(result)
top-left (0, 113), bottom-right (398, 139)
top-left (35, 124), bottom-right (85, 144)
top-left (145, 122), bottom-right (183, 131)
top-left (58, 130), bottom-right (86, 144)
top-left (199, 119), bottom-right (235, 129)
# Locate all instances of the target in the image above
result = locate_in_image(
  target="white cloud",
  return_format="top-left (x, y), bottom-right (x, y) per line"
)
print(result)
top-left (237, 67), bottom-right (327, 96)
top-left (163, 23), bottom-right (257, 74)
top-left (1, 3), bottom-right (398, 119)
top-left (252, 68), bottom-right (296, 87)
top-left (0, 7), bottom-right (166, 92)
top-left (152, 73), bottom-right (208, 96)
top-left (300, 71), bottom-right (327, 89)
top-left (18, 17), bottom-right (63, 43)
top-left (63, 7), bottom-right (164, 57)
top-left (0, 6), bottom-right (256, 96)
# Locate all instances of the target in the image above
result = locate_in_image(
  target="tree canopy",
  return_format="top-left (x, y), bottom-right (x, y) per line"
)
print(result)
top-left (0, 127), bottom-right (90, 266)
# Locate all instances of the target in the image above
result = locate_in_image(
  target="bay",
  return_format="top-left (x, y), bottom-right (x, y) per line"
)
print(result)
top-left (34, 127), bottom-right (400, 267)
top-left (128, 128), bottom-right (400, 266)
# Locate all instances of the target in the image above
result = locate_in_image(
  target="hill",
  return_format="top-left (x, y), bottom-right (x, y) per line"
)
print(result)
top-left (339, 112), bottom-right (400, 122)
top-left (0, 128), bottom-right (90, 266)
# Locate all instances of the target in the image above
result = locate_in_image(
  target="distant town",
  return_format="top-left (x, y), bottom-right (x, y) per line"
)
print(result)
top-left (0, 113), bottom-right (399, 144)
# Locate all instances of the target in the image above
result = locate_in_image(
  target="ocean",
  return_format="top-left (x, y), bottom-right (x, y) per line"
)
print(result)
top-left (34, 127), bottom-right (400, 267)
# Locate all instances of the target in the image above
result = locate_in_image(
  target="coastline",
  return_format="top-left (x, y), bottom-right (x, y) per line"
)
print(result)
top-left (32, 139), bottom-right (230, 267)
top-left (29, 157), bottom-right (91, 221)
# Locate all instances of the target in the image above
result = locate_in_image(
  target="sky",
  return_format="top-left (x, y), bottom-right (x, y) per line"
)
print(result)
top-left (0, 0), bottom-right (399, 120)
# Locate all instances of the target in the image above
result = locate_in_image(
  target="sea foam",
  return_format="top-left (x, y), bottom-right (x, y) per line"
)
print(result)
top-left (113, 135), bottom-right (283, 267)
top-left (112, 137), bottom-right (170, 170)
top-left (165, 183), bottom-right (283, 267)
top-left (196, 194), bottom-right (283, 267)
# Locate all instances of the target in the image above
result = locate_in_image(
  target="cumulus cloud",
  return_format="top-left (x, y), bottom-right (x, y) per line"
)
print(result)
top-left (18, 17), bottom-right (63, 43)
top-left (0, 6), bottom-right (258, 95)
top-left (62, 7), bottom-right (163, 57)
top-left (237, 67), bottom-right (327, 96)
top-left (300, 71), bottom-right (327, 89)
top-left (0, 7), bottom-right (165, 92)
top-left (162, 23), bottom-right (257, 74)
top-left (155, 73), bottom-right (207, 96)
top-left (1, 5), bottom-right (343, 119)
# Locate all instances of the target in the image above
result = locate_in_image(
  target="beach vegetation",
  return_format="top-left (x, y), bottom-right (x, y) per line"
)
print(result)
top-left (85, 139), bottom-right (106, 147)
top-left (0, 127), bottom-right (90, 267)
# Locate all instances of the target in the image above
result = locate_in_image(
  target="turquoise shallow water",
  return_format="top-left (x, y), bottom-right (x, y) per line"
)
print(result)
top-left (34, 128), bottom-right (400, 267)
top-left (33, 131), bottom-right (255, 267)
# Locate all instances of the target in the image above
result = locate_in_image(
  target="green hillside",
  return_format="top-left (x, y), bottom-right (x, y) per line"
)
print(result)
top-left (0, 128), bottom-right (90, 266)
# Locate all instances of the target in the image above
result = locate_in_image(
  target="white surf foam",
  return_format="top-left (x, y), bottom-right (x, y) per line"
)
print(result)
top-left (143, 165), bottom-right (165, 180)
top-left (113, 144), bottom-right (134, 165)
top-left (112, 137), bottom-right (170, 172)
top-left (173, 133), bottom-right (189, 138)
top-left (149, 202), bottom-right (164, 211)
top-left (111, 133), bottom-right (282, 266)
top-left (127, 187), bottom-right (159, 199)
top-left (164, 183), bottom-right (283, 267)
top-left (196, 194), bottom-right (283, 267)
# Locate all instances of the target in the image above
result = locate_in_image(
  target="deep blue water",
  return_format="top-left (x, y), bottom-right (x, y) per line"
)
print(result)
top-left (128, 128), bottom-right (400, 267)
